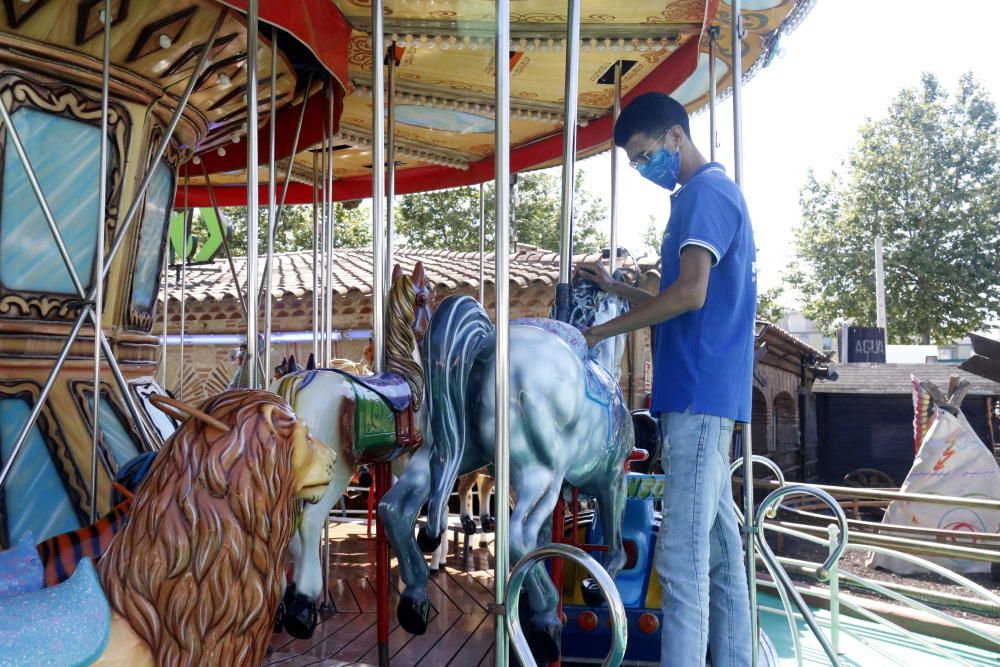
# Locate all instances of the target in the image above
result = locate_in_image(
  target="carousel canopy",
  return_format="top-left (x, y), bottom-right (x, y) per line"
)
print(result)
top-left (182, 0), bottom-right (812, 206)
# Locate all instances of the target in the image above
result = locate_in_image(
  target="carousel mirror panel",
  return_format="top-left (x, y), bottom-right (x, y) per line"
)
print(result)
top-left (0, 108), bottom-right (103, 295)
top-left (128, 159), bottom-right (174, 324)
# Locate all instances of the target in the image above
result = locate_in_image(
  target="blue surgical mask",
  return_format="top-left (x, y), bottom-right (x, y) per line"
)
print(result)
top-left (638, 146), bottom-right (681, 190)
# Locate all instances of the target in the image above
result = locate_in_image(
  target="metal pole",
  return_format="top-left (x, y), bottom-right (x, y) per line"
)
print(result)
top-left (178, 171), bottom-right (189, 400)
top-left (609, 59), bottom-right (621, 274)
top-left (198, 161), bottom-right (250, 319)
top-left (264, 27), bottom-right (278, 383)
top-left (730, 2), bottom-right (757, 664)
top-left (385, 42), bottom-right (397, 292)
top-left (708, 26), bottom-right (719, 162)
top-left (555, 0), bottom-right (581, 322)
top-left (89, 0), bottom-right (111, 522)
top-left (371, 16), bottom-right (386, 374)
top-left (371, 7), bottom-right (390, 666)
top-left (875, 236), bottom-right (887, 334)
top-left (244, 0), bottom-right (260, 388)
top-left (732, 2), bottom-right (745, 188)
top-left (325, 85), bottom-right (335, 365)
top-left (160, 238), bottom-right (169, 386)
top-left (103, 11), bottom-right (225, 284)
top-left (311, 151), bottom-right (320, 362)
top-left (478, 182), bottom-right (486, 304)
top-left (319, 97), bottom-right (329, 365)
top-left (494, 0), bottom-right (511, 662)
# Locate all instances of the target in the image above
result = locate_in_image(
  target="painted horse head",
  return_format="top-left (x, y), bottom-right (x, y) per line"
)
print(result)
top-left (385, 262), bottom-right (434, 410)
top-left (560, 270), bottom-right (630, 379)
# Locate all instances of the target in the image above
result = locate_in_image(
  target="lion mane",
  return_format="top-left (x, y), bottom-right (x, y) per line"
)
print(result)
top-left (98, 389), bottom-right (301, 666)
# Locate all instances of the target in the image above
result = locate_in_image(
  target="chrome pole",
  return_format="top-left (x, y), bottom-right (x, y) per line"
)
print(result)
top-left (609, 59), bottom-right (621, 274)
top-left (319, 95), bottom-right (329, 365)
top-left (264, 26), bottom-right (278, 383)
top-left (325, 86), bottom-right (335, 365)
top-left (199, 161), bottom-right (250, 319)
top-left (159, 239), bottom-right (169, 386)
top-left (311, 150), bottom-right (320, 362)
top-left (730, 1), bottom-right (756, 664)
top-left (478, 182), bottom-right (486, 304)
top-left (90, 0), bottom-right (111, 522)
top-left (244, 0), bottom-right (260, 388)
top-left (102, 11), bottom-right (225, 284)
top-left (555, 0), bottom-right (580, 322)
top-left (179, 170), bottom-right (189, 400)
top-left (385, 41), bottom-right (397, 291)
top-left (708, 26), bottom-right (719, 162)
top-left (371, 7), bottom-right (386, 374)
top-left (494, 0), bottom-right (511, 662)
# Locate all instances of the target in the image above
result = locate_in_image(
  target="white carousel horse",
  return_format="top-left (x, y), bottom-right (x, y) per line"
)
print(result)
top-left (379, 277), bottom-right (634, 663)
top-left (428, 467), bottom-right (496, 571)
top-left (270, 263), bottom-right (432, 639)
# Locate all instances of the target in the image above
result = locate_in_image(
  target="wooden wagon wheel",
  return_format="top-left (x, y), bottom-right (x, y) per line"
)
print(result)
top-left (842, 468), bottom-right (895, 489)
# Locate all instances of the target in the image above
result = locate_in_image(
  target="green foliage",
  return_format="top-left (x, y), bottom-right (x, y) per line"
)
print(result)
top-left (640, 214), bottom-right (663, 258)
top-left (393, 169), bottom-right (608, 253)
top-left (756, 286), bottom-right (787, 324)
top-left (221, 203), bottom-right (372, 256)
top-left (787, 73), bottom-right (1000, 344)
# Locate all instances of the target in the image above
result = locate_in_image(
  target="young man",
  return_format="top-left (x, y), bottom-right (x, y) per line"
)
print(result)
top-left (578, 92), bottom-right (755, 666)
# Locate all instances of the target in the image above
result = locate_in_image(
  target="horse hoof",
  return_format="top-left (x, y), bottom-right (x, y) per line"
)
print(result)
top-left (461, 515), bottom-right (477, 535)
top-left (398, 590), bottom-right (430, 635)
top-left (359, 467), bottom-right (372, 487)
top-left (481, 516), bottom-right (496, 533)
top-left (273, 586), bottom-right (289, 633)
top-left (283, 589), bottom-right (319, 639)
top-left (527, 616), bottom-right (562, 664)
top-left (478, 538), bottom-right (490, 548)
top-left (581, 577), bottom-right (605, 607)
top-left (417, 525), bottom-right (442, 553)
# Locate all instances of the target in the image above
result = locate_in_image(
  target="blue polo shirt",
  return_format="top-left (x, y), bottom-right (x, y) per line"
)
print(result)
top-left (651, 162), bottom-right (756, 422)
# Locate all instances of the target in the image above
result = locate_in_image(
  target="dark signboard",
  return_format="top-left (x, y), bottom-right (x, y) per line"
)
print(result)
top-left (846, 326), bottom-right (886, 363)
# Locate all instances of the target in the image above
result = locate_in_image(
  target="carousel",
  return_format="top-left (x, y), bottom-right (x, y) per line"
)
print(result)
top-left (0, 1), bottom-right (997, 666)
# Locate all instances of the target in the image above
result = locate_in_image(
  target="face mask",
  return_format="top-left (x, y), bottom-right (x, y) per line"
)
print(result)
top-left (638, 145), bottom-right (681, 190)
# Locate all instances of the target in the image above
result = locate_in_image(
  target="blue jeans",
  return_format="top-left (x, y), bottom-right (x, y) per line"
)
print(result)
top-left (656, 410), bottom-right (752, 666)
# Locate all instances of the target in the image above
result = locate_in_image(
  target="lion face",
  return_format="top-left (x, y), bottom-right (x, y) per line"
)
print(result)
top-left (291, 420), bottom-right (335, 504)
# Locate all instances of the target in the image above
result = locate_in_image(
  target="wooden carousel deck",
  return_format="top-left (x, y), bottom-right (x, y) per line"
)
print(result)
top-left (267, 521), bottom-right (496, 667)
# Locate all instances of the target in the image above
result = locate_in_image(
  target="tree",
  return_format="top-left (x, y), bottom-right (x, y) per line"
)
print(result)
top-left (220, 202), bottom-right (372, 256)
top-left (787, 73), bottom-right (1000, 344)
top-left (639, 214), bottom-right (663, 259)
top-left (394, 169), bottom-right (609, 253)
top-left (756, 286), bottom-right (787, 324)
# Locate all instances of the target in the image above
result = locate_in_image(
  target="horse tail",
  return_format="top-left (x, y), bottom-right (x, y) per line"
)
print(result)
top-left (423, 296), bottom-right (493, 543)
top-left (37, 496), bottom-right (133, 586)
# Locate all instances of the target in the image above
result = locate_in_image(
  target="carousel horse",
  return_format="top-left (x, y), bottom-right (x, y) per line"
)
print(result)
top-left (379, 276), bottom-right (634, 662)
top-left (275, 351), bottom-right (373, 381)
top-left (428, 467), bottom-right (496, 572)
top-left (272, 263), bottom-right (432, 638)
top-left (0, 390), bottom-right (334, 666)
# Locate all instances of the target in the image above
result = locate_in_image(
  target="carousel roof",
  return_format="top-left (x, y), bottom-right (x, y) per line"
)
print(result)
top-left (184, 0), bottom-right (814, 205)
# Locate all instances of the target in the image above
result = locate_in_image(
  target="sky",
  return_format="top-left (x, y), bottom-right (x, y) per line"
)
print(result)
top-left (576, 0), bottom-right (1000, 302)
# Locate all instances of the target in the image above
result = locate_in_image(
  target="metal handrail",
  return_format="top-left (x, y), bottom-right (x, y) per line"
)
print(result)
top-left (752, 479), bottom-right (1000, 512)
top-left (754, 484), bottom-right (849, 666)
top-left (505, 544), bottom-right (627, 667)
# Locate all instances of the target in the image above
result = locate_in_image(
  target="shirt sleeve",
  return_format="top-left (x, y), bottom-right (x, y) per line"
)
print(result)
top-left (674, 182), bottom-right (740, 266)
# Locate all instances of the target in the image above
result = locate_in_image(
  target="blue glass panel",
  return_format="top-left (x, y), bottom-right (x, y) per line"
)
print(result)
top-left (0, 109), bottom-right (102, 294)
top-left (87, 393), bottom-right (141, 470)
top-left (130, 161), bottom-right (174, 312)
top-left (0, 399), bottom-right (80, 543)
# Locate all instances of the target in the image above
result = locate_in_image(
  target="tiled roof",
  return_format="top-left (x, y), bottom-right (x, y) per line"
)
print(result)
top-left (813, 363), bottom-right (1000, 396)
top-left (164, 245), bottom-right (653, 306)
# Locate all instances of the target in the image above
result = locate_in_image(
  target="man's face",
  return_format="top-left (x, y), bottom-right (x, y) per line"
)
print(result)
top-left (624, 127), bottom-right (681, 170)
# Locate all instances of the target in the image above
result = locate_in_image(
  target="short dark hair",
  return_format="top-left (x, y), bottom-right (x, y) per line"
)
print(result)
top-left (613, 92), bottom-right (690, 148)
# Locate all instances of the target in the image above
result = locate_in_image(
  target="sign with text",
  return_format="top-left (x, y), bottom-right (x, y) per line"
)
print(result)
top-left (846, 326), bottom-right (887, 363)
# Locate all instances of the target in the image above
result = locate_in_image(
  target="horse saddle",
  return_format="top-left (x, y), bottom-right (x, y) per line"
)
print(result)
top-left (0, 533), bottom-right (42, 599)
top-left (0, 558), bottom-right (110, 665)
top-left (324, 368), bottom-right (421, 464)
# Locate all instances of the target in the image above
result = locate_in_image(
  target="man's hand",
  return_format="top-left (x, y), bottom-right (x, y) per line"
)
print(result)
top-left (574, 261), bottom-right (615, 291)
top-left (582, 327), bottom-right (605, 349)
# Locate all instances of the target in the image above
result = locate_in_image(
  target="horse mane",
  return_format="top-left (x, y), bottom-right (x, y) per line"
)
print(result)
top-left (385, 274), bottom-right (424, 409)
top-left (97, 390), bottom-right (300, 666)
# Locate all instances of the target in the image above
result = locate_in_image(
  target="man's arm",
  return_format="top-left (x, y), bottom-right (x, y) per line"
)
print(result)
top-left (583, 246), bottom-right (712, 347)
top-left (574, 262), bottom-right (655, 307)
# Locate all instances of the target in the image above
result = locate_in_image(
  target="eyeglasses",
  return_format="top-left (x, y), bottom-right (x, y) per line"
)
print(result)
top-left (628, 131), bottom-right (667, 170)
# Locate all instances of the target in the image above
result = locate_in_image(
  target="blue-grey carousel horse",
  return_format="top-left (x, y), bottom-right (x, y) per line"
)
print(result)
top-left (379, 275), bottom-right (635, 662)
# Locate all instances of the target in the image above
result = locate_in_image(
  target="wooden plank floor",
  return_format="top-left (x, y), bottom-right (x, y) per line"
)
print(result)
top-left (267, 521), bottom-right (496, 667)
